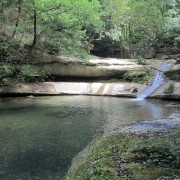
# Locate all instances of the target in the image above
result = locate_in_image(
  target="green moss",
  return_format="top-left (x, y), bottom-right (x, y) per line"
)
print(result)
top-left (66, 127), bottom-right (180, 180)
top-left (123, 69), bottom-right (154, 84)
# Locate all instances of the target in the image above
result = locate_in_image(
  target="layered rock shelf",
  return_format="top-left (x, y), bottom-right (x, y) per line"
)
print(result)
top-left (36, 54), bottom-right (143, 78)
top-left (0, 81), bottom-right (179, 99)
top-left (0, 82), bottom-right (146, 97)
top-left (1, 54), bottom-right (179, 99)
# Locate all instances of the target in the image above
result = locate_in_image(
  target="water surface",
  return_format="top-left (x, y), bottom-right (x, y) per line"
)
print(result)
top-left (0, 96), bottom-right (179, 180)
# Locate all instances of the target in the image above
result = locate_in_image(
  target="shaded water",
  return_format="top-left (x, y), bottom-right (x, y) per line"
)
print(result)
top-left (0, 96), bottom-right (179, 180)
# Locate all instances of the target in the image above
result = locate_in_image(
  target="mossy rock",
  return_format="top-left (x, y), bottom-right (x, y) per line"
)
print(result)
top-left (66, 126), bottom-right (180, 180)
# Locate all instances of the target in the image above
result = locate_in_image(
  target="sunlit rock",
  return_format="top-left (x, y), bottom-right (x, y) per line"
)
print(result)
top-left (35, 54), bottom-right (143, 78)
top-left (0, 82), bottom-right (147, 97)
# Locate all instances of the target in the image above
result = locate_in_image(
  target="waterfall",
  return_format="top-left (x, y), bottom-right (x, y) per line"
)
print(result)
top-left (136, 62), bottom-right (172, 100)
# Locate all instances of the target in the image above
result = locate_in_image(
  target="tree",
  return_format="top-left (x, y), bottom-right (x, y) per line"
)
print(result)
top-left (0, 0), bottom-right (104, 85)
top-left (33, 0), bottom-right (103, 56)
top-left (99, 0), bottom-right (178, 51)
top-left (1, 0), bottom-right (103, 56)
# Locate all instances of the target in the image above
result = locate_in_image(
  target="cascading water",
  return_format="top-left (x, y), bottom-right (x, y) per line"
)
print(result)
top-left (136, 62), bottom-right (172, 100)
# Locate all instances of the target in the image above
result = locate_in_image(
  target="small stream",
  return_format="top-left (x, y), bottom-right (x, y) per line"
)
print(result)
top-left (0, 96), bottom-right (179, 180)
top-left (137, 62), bottom-right (172, 100)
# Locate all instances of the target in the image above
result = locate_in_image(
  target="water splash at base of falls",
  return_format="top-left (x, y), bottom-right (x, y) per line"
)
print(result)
top-left (136, 62), bottom-right (172, 100)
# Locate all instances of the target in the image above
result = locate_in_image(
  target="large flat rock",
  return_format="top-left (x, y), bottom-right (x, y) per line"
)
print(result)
top-left (0, 81), bottom-right (179, 100)
top-left (0, 82), bottom-right (147, 97)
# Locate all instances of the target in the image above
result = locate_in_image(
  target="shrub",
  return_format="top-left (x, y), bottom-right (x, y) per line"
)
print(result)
top-left (132, 139), bottom-right (180, 168)
top-left (164, 83), bottom-right (175, 94)
top-left (17, 65), bottom-right (49, 83)
top-left (123, 69), bottom-right (152, 83)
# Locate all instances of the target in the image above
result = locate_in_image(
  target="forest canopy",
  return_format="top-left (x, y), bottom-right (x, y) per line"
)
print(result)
top-left (0, 0), bottom-right (180, 84)
top-left (1, 0), bottom-right (180, 55)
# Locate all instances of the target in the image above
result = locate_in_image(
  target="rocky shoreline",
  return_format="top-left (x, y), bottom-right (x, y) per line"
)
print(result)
top-left (66, 112), bottom-right (180, 179)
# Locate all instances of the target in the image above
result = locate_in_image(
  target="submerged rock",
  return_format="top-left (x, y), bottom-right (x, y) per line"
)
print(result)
top-left (120, 117), bottom-right (180, 134)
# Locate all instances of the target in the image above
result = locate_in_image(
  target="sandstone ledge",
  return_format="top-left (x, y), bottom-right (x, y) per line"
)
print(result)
top-left (35, 54), bottom-right (143, 78)
top-left (0, 82), bottom-right (179, 100)
top-left (0, 82), bottom-right (147, 97)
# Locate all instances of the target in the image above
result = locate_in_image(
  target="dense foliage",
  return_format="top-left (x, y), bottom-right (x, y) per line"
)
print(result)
top-left (0, 0), bottom-right (180, 84)
top-left (0, 0), bottom-right (103, 84)
top-left (1, 0), bottom-right (102, 54)
top-left (99, 0), bottom-right (180, 50)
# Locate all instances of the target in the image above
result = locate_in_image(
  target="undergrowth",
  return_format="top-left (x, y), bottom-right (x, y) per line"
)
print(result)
top-left (123, 69), bottom-right (153, 84)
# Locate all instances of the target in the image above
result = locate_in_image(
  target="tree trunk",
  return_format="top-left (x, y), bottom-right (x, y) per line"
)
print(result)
top-left (11, 0), bottom-right (22, 39)
top-left (30, 1), bottom-right (37, 50)
top-left (32, 9), bottom-right (37, 47)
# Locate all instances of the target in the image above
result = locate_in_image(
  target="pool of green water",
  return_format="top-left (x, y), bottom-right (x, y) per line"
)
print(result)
top-left (0, 96), bottom-right (179, 180)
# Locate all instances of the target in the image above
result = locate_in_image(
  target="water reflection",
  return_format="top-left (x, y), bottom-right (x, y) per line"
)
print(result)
top-left (130, 100), bottom-right (163, 119)
top-left (0, 96), bottom-right (179, 179)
